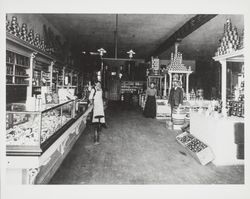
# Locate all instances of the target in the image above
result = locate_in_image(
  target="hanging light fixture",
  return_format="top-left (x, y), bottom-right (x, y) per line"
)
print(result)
top-left (97, 48), bottom-right (107, 57)
top-left (127, 49), bottom-right (136, 59)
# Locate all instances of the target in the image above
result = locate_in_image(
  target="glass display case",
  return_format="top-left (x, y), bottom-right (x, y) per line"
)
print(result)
top-left (6, 100), bottom-right (76, 155)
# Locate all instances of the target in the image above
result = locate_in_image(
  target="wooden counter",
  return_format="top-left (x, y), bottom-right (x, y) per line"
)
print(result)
top-left (6, 104), bottom-right (93, 184)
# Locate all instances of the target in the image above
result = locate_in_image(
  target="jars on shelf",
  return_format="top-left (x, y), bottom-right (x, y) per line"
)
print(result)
top-left (215, 18), bottom-right (242, 56)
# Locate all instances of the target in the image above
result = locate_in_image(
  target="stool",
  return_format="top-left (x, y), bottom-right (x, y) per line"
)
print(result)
top-left (94, 115), bottom-right (104, 144)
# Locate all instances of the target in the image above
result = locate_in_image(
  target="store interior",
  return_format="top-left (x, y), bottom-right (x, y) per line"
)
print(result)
top-left (5, 14), bottom-right (244, 184)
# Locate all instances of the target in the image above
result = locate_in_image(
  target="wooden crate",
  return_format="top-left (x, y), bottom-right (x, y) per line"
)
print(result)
top-left (176, 133), bottom-right (215, 165)
top-left (176, 132), bottom-right (195, 147)
top-left (185, 139), bottom-right (215, 165)
top-left (186, 145), bottom-right (215, 165)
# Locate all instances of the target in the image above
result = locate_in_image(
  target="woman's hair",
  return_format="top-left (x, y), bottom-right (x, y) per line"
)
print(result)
top-left (150, 82), bottom-right (155, 85)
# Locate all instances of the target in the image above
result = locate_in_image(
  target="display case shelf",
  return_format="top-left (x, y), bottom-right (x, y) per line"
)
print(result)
top-left (6, 100), bottom-right (77, 156)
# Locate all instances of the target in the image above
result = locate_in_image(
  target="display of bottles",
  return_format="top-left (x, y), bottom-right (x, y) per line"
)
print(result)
top-left (20, 23), bottom-right (28, 42)
top-left (6, 77), bottom-right (13, 84)
top-left (33, 87), bottom-right (41, 93)
top-left (189, 89), bottom-right (196, 100)
top-left (6, 65), bottom-right (13, 75)
top-left (6, 16), bottom-right (48, 53)
top-left (33, 70), bottom-right (41, 86)
top-left (239, 29), bottom-right (244, 49)
top-left (28, 29), bottom-right (35, 45)
top-left (6, 51), bottom-right (15, 63)
top-left (42, 71), bottom-right (50, 80)
top-left (16, 54), bottom-right (29, 66)
top-left (15, 67), bottom-right (28, 76)
top-left (9, 16), bottom-right (20, 37)
top-left (6, 51), bottom-right (30, 85)
top-left (226, 100), bottom-right (244, 117)
top-left (15, 77), bottom-right (28, 84)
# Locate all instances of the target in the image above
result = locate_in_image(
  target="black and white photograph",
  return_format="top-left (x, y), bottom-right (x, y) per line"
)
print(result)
top-left (0, 0), bottom-right (249, 199)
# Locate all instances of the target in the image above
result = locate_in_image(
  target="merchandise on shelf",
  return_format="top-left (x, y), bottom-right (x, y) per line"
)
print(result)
top-left (189, 89), bottom-right (196, 100)
top-left (176, 132), bottom-right (214, 165)
top-left (28, 29), bottom-right (35, 45)
top-left (121, 81), bottom-right (144, 94)
top-left (6, 100), bottom-right (75, 149)
top-left (215, 19), bottom-right (243, 56)
top-left (7, 65), bottom-right (13, 75)
top-left (33, 70), bottom-right (41, 86)
top-left (6, 15), bottom-right (48, 54)
top-left (41, 110), bottom-right (70, 143)
top-left (226, 100), bottom-right (244, 118)
top-left (34, 33), bottom-right (41, 48)
top-left (239, 29), bottom-right (244, 49)
top-left (176, 133), bottom-right (195, 146)
top-left (6, 16), bottom-right (11, 33)
top-left (41, 40), bottom-right (46, 51)
top-left (6, 51), bottom-right (15, 63)
top-left (6, 77), bottom-right (13, 84)
top-left (10, 16), bottom-right (20, 37)
top-left (20, 23), bottom-right (28, 42)
top-left (16, 54), bottom-right (29, 66)
top-left (186, 138), bottom-right (208, 153)
top-left (6, 51), bottom-right (30, 85)
top-left (6, 114), bottom-right (40, 145)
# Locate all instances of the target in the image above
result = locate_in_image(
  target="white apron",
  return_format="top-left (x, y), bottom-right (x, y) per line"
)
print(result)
top-left (89, 89), bottom-right (105, 123)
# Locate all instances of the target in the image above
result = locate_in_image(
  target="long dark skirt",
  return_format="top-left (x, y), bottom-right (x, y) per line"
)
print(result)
top-left (143, 95), bottom-right (156, 118)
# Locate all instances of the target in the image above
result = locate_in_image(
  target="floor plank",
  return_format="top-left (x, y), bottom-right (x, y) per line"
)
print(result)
top-left (49, 102), bottom-right (244, 184)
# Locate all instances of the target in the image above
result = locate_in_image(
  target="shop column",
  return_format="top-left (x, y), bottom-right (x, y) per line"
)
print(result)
top-left (163, 72), bottom-right (167, 97)
top-left (27, 52), bottom-right (36, 98)
top-left (186, 73), bottom-right (190, 100)
top-left (168, 73), bottom-right (172, 95)
top-left (220, 60), bottom-right (227, 116)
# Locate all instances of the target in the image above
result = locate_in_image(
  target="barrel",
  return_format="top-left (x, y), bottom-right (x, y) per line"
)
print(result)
top-left (172, 107), bottom-right (186, 130)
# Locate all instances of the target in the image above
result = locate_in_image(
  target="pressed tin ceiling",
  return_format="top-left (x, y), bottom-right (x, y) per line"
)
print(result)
top-left (42, 14), bottom-right (244, 60)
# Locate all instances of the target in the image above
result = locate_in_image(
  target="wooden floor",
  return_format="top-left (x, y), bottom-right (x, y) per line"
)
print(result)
top-left (49, 101), bottom-right (244, 184)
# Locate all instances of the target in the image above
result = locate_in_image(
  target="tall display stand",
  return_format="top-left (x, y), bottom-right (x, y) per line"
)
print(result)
top-left (167, 42), bottom-right (193, 100)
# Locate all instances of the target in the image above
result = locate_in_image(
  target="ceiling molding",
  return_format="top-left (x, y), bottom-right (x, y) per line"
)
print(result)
top-left (147, 14), bottom-right (217, 61)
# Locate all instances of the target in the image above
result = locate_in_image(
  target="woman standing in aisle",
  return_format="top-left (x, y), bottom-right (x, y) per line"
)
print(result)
top-left (89, 81), bottom-right (107, 128)
top-left (143, 82), bottom-right (157, 118)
